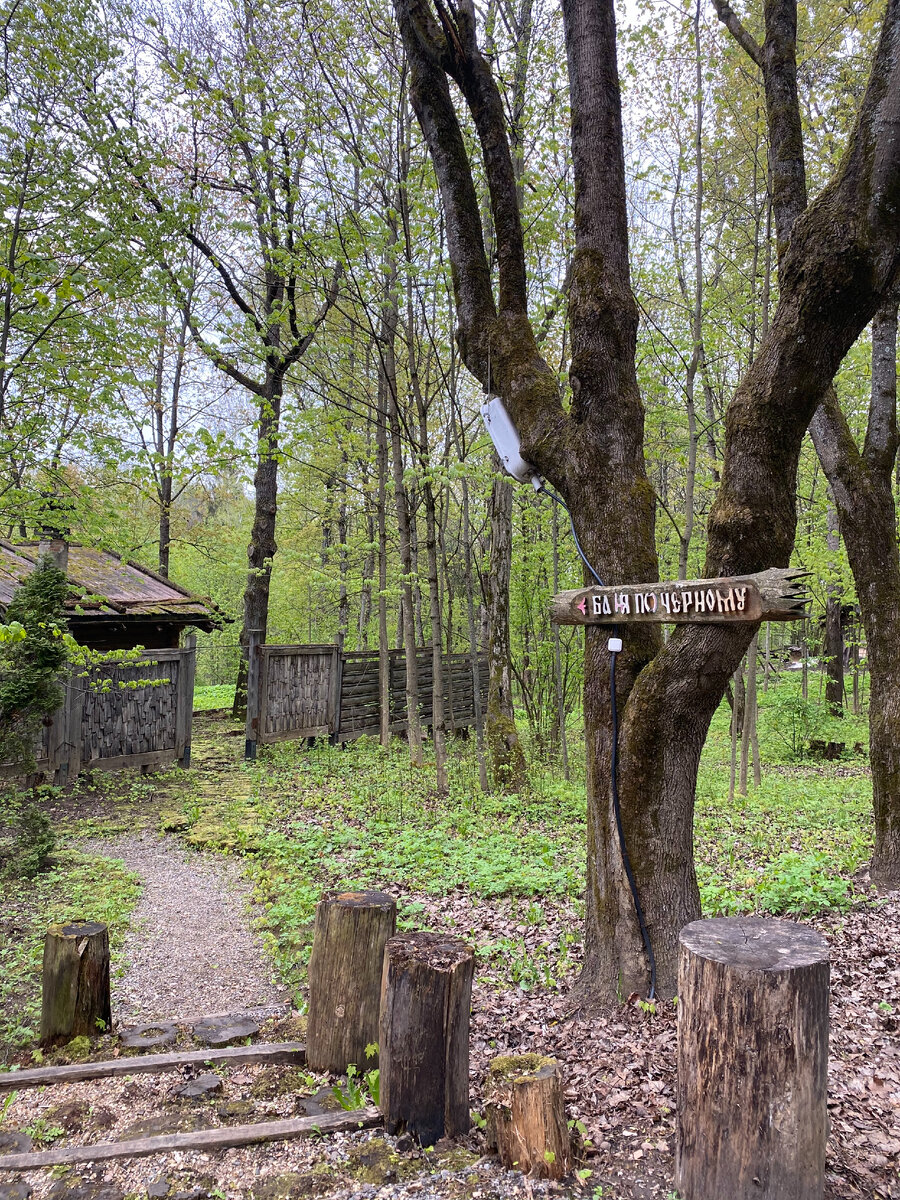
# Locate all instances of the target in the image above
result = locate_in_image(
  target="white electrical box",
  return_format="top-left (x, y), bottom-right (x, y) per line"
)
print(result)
top-left (480, 395), bottom-right (540, 485)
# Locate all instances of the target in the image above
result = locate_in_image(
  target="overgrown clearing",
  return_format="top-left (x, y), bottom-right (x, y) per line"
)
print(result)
top-left (2, 684), bottom-right (896, 1198)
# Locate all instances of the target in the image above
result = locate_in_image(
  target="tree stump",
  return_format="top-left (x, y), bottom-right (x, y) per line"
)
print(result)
top-left (676, 917), bottom-right (830, 1200)
top-left (485, 1053), bottom-right (571, 1179)
top-left (306, 889), bottom-right (397, 1074)
top-left (379, 931), bottom-right (474, 1146)
top-left (40, 920), bottom-right (112, 1046)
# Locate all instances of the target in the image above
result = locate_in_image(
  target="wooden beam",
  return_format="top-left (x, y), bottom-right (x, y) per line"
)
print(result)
top-left (0, 1041), bottom-right (306, 1092)
top-left (551, 568), bottom-right (808, 626)
top-left (0, 1107), bottom-right (381, 1171)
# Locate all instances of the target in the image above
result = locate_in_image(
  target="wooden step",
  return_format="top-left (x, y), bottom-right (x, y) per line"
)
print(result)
top-left (0, 1106), bottom-right (381, 1170)
top-left (0, 1042), bottom-right (306, 1091)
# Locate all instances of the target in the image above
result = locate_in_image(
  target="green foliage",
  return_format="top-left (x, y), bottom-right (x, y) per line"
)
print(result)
top-left (0, 789), bottom-right (56, 880)
top-left (756, 851), bottom-right (852, 915)
top-left (759, 684), bottom-right (829, 760)
top-left (0, 559), bottom-right (69, 771)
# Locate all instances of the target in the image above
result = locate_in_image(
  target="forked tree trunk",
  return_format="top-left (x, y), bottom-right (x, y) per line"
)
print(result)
top-left (396, 0), bottom-right (900, 999)
top-left (811, 299), bottom-right (900, 890)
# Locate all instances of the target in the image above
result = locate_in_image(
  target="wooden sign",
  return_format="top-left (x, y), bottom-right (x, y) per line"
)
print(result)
top-left (551, 568), bottom-right (807, 627)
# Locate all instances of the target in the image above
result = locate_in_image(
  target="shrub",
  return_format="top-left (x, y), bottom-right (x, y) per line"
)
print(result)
top-left (0, 558), bottom-right (69, 771)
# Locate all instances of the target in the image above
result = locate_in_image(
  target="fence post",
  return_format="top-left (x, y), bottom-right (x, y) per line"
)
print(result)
top-left (176, 634), bottom-right (197, 768)
top-left (55, 678), bottom-right (83, 788)
top-left (46, 687), bottom-right (69, 781)
top-left (328, 645), bottom-right (343, 745)
top-left (244, 630), bottom-right (262, 760)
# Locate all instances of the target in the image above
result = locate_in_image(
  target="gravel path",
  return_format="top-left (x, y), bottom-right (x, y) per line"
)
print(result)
top-left (81, 833), bottom-right (286, 1024)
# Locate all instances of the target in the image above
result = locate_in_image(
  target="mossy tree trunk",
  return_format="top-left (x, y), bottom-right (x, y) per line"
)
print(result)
top-left (395, 0), bottom-right (900, 999)
top-left (714, 0), bottom-right (900, 894)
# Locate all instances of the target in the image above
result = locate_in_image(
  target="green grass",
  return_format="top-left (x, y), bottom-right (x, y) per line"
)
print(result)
top-left (0, 671), bottom-right (874, 1046)
top-left (166, 674), bottom-right (874, 1003)
top-left (193, 684), bottom-right (236, 711)
top-left (0, 850), bottom-right (141, 1056)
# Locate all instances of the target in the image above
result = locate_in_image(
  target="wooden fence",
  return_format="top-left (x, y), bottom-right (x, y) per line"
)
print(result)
top-left (3, 643), bottom-right (196, 786)
top-left (245, 637), bottom-right (488, 756)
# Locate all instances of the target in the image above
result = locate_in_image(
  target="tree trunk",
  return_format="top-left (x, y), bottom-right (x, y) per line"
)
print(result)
top-left (810, 298), bottom-right (900, 890)
top-left (485, 1054), bottom-right (571, 1179)
top-left (379, 932), bottom-right (474, 1146)
top-left (676, 917), bottom-right (829, 1200)
top-left (307, 890), bottom-right (397, 1074)
top-left (40, 921), bottom-right (111, 1046)
top-left (396, 0), bottom-right (900, 1001)
top-left (234, 370), bottom-right (283, 717)
top-left (485, 468), bottom-right (526, 791)
top-left (824, 499), bottom-right (844, 716)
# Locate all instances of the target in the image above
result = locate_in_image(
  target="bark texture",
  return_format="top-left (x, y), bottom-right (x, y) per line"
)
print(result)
top-left (40, 921), bottom-right (111, 1046)
top-left (306, 890), bottom-right (397, 1074)
top-left (676, 917), bottom-right (829, 1200)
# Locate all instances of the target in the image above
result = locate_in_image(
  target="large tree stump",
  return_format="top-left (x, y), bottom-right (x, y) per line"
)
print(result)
top-left (40, 920), bottom-right (112, 1046)
top-left (379, 932), bottom-right (474, 1146)
top-left (676, 917), bottom-right (829, 1200)
top-left (485, 1053), bottom-right (571, 1179)
top-left (306, 889), bottom-right (397, 1074)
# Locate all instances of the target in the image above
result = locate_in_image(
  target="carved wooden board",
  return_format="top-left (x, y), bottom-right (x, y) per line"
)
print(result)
top-left (551, 569), bottom-right (807, 626)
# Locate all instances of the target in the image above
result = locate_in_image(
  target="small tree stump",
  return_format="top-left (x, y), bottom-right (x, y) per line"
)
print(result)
top-left (40, 920), bottom-right (112, 1046)
top-left (306, 889), bottom-right (397, 1074)
top-left (676, 917), bottom-right (829, 1200)
top-left (485, 1053), bottom-right (571, 1179)
top-left (379, 931), bottom-right (474, 1146)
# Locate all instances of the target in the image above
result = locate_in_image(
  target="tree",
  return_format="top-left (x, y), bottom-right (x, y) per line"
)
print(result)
top-left (0, 558), bottom-right (68, 772)
top-left (713, 0), bottom-right (900, 892)
top-left (394, 0), bottom-right (900, 999)
top-left (0, 0), bottom-right (135, 534)
top-left (129, 0), bottom-right (341, 692)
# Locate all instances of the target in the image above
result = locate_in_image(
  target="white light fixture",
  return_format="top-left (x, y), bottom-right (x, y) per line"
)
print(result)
top-left (480, 396), bottom-right (542, 488)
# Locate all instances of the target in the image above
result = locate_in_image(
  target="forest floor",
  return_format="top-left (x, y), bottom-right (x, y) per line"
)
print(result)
top-left (1, 704), bottom-right (898, 1199)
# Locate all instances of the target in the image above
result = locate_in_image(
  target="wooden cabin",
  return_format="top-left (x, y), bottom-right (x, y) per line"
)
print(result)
top-left (0, 539), bottom-right (226, 651)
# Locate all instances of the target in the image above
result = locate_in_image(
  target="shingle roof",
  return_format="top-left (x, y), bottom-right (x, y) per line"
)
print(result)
top-left (0, 542), bottom-right (225, 628)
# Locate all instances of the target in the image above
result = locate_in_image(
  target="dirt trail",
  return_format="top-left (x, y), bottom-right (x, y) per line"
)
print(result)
top-left (81, 832), bottom-right (285, 1023)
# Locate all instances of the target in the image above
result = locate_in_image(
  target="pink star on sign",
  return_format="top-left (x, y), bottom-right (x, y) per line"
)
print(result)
top-left (576, 597), bottom-right (587, 615)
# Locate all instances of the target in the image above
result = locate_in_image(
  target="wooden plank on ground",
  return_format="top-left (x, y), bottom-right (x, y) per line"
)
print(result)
top-left (0, 1107), bottom-right (381, 1171)
top-left (0, 1042), bottom-right (306, 1092)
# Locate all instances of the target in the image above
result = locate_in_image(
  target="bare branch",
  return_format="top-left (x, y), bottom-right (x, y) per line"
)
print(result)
top-left (711, 0), bottom-right (762, 68)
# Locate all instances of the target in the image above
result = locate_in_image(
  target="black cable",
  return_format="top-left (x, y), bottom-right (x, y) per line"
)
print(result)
top-left (539, 484), bottom-right (604, 586)
top-left (538, 480), bottom-right (657, 1001)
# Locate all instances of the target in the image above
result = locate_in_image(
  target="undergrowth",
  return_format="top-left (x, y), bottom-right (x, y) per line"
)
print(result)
top-left (0, 850), bottom-right (140, 1056)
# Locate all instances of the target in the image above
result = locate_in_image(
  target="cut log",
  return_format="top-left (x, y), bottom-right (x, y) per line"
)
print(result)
top-left (40, 920), bottom-right (112, 1046)
top-left (485, 1053), bottom-right (570, 1179)
top-left (379, 931), bottom-right (474, 1146)
top-left (306, 889), bottom-right (397, 1074)
top-left (0, 1107), bottom-right (381, 1171)
top-left (676, 917), bottom-right (829, 1200)
top-left (0, 1041), bottom-right (306, 1091)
